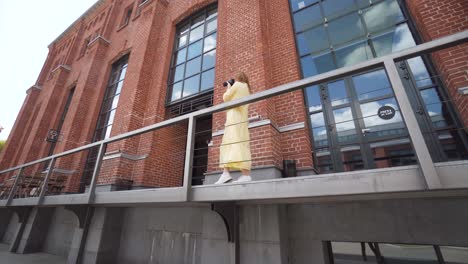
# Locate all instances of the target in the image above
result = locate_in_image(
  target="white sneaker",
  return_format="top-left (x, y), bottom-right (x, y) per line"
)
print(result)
top-left (214, 172), bottom-right (232, 184)
top-left (233, 175), bottom-right (252, 183)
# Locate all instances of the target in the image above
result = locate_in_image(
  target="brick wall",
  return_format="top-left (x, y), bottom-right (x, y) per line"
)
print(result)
top-left (406, 0), bottom-right (468, 125)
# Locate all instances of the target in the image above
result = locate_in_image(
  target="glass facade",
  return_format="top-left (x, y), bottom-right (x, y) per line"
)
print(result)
top-left (167, 5), bottom-right (217, 103)
top-left (290, 0), bottom-right (468, 172)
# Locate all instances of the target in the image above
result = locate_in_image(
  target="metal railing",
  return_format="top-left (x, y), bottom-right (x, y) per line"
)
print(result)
top-left (0, 30), bottom-right (467, 207)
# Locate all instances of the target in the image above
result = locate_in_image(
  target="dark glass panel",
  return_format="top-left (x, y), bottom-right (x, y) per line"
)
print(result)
top-left (206, 18), bottom-right (217, 34)
top-left (322, 0), bottom-right (356, 19)
top-left (335, 41), bottom-right (373, 68)
top-left (310, 112), bottom-right (329, 147)
top-left (187, 40), bottom-right (203, 60)
top-left (191, 13), bottom-right (205, 29)
top-left (207, 8), bottom-right (218, 20)
top-left (111, 95), bottom-right (120, 110)
top-left (173, 64), bottom-right (185, 82)
top-left (204, 33), bottom-right (217, 52)
top-left (328, 80), bottom-right (349, 106)
top-left (189, 25), bottom-right (204, 43)
top-left (202, 49), bottom-right (216, 70)
top-left (363, 0), bottom-right (405, 33)
top-left (293, 4), bottom-right (322, 32)
top-left (420, 88), bottom-right (451, 128)
top-left (201, 69), bottom-right (215, 91)
top-left (185, 57), bottom-right (202, 77)
top-left (297, 26), bottom-right (329, 56)
top-left (290, 0), bottom-right (319, 12)
top-left (407, 57), bottom-right (433, 87)
top-left (305, 85), bottom-right (322, 112)
top-left (115, 81), bottom-right (124, 95)
top-left (352, 69), bottom-right (392, 101)
top-left (301, 52), bottom-right (335, 77)
top-left (333, 107), bottom-right (357, 143)
top-left (183, 75), bottom-right (200, 97)
top-left (372, 24), bottom-right (416, 57)
top-left (104, 124), bottom-right (113, 139)
top-left (360, 98), bottom-right (405, 140)
top-left (118, 66), bottom-right (127, 81)
top-left (171, 81), bottom-right (183, 101)
top-left (179, 23), bottom-right (190, 35)
top-left (175, 48), bottom-right (187, 65)
top-left (328, 13), bottom-right (365, 46)
top-left (178, 34), bottom-right (188, 48)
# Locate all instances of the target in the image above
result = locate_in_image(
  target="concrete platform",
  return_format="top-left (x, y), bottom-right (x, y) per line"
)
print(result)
top-left (0, 243), bottom-right (65, 264)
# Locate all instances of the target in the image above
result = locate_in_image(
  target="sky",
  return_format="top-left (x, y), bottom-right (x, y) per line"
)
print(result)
top-left (0, 0), bottom-right (98, 140)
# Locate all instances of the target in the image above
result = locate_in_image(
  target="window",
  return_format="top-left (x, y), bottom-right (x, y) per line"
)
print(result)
top-left (167, 5), bottom-right (218, 103)
top-left (81, 55), bottom-right (129, 189)
top-left (93, 55), bottom-right (129, 141)
top-left (290, 0), bottom-right (412, 78)
top-left (122, 5), bottom-right (133, 26)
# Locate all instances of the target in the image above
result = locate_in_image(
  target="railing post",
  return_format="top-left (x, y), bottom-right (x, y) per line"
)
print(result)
top-left (6, 167), bottom-right (24, 206)
top-left (37, 158), bottom-right (56, 205)
top-left (384, 59), bottom-right (441, 189)
top-left (183, 116), bottom-right (196, 201)
top-left (87, 143), bottom-right (106, 204)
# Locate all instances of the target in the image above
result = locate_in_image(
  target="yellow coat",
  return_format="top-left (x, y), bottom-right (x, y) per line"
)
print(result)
top-left (219, 81), bottom-right (251, 170)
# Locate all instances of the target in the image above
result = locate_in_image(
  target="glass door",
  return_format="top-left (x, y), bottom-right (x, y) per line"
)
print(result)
top-left (306, 68), bottom-right (419, 173)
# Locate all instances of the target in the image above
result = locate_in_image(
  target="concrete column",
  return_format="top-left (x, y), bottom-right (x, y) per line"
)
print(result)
top-left (73, 207), bottom-right (123, 264)
top-left (8, 207), bottom-right (32, 253)
top-left (0, 209), bottom-right (12, 240)
top-left (16, 207), bottom-right (54, 254)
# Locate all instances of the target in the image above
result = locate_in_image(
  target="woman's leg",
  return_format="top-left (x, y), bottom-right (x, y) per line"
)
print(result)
top-left (241, 169), bottom-right (250, 176)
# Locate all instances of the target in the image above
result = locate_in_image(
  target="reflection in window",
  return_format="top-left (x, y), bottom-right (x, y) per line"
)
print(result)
top-left (360, 98), bottom-right (405, 141)
top-left (333, 107), bottom-right (357, 143)
top-left (290, 0), bottom-right (416, 77)
top-left (301, 52), bottom-right (336, 77)
top-left (322, 0), bottom-right (356, 19)
top-left (420, 88), bottom-right (450, 128)
top-left (328, 13), bottom-right (365, 46)
top-left (327, 80), bottom-right (348, 106)
top-left (310, 112), bottom-right (328, 147)
top-left (168, 5), bottom-right (217, 103)
top-left (297, 26), bottom-right (329, 56)
top-left (407, 57), bottom-right (433, 87)
top-left (362, 0), bottom-right (405, 33)
top-left (373, 24), bottom-right (416, 57)
top-left (306, 85), bottom-right (322, 112)
top-left (293, 4), bottom-right (322, 32)
top-left (335, 41), bottom-right (373, 68)
top-left (352, 69), bottom-right (392, 101)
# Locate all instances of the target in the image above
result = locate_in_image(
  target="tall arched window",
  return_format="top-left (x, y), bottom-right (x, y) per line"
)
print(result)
top-left (167, 4), bottom-right (218, 104)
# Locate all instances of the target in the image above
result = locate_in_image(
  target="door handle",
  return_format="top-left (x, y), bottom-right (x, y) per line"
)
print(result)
top-left (362, 128), bottom-right (371, 134)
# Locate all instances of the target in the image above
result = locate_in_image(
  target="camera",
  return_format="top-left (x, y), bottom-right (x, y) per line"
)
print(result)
top-left (223, 79), bottom-right (235, 87)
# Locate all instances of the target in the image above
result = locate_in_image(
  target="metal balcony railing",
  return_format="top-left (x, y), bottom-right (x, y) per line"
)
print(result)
top-left (0, 30), bottom-right (467, 207)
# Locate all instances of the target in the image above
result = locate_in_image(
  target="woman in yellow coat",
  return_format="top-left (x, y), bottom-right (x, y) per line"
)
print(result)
top-left (215, 72), bottom-right (252, 184)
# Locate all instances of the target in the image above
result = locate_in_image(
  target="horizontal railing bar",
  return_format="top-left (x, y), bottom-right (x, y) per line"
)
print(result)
top-left (1, 30), bottom-right (467, 175)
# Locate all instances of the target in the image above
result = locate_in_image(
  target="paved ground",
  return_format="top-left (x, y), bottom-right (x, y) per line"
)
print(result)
top-left (0, 243), bottom-right (66, 264)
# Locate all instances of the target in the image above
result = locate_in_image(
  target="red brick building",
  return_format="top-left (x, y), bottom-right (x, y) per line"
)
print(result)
top-left (0, 0), bottom-right (467, 263)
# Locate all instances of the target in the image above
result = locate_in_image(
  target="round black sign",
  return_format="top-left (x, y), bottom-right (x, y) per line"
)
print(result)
top-left (377, 105), bottom-right (396, 120)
